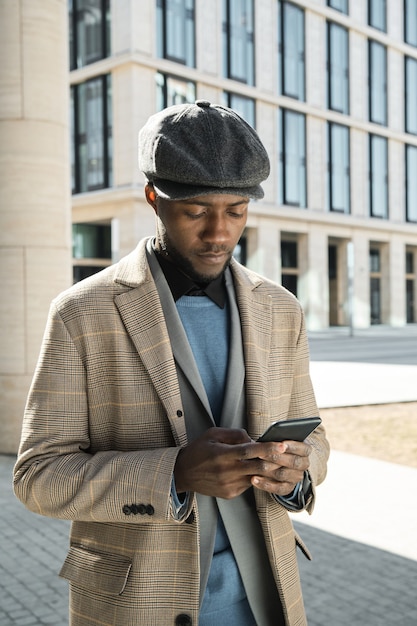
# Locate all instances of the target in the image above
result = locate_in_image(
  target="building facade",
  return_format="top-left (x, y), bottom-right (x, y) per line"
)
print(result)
top-left (1, 0), bottom-right (416, 453)
top-left (70, 0), bottom-right (417, 330)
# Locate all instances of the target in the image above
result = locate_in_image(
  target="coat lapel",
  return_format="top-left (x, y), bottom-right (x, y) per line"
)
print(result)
top-left (113, 240), bottom-right (188, 447)
top-left (230, 260), bottom-right (273, 440)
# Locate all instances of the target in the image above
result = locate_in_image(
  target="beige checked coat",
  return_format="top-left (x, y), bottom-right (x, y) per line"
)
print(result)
top-left (14, 237), bottom-right (329, 626)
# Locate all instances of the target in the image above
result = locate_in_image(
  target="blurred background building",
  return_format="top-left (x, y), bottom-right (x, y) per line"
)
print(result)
top-left (1, 0), bottom-right (417, 451)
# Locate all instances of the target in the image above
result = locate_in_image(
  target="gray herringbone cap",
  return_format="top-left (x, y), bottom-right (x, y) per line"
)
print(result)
top-left (138, 100), bottom-right (270, 200)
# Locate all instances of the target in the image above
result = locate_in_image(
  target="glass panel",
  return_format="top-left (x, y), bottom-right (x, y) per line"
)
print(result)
top-left (370, 276), bottom-right (381, 324)
top-left (282, 273), bottom-right (298, 296)
top-left (155, 73), bottom-right (196, 110)
top-left (223, 92), bottom-right (255, 127)
top-left (406, 250), bottom-right (414, 273)
top-left (233, 235), bottom-right (247, 265)
top-left (405, 0), bottom-right (417, 46)
top-left (281, 241), bottom-right (297, 268)
top-left (70, 87), bottom-right (76, 193)
top-left (328, 22), bottom-right (349, 114)
top-left (283, 110), bottom-right (306, 207)
top-left (370, 135), bottom-right (388, 218)
top-left (405, 56), bottom-right (417, 134)
top-left (406, 145), bottom-right (417, 222)
top-left (157, 0), bottom-right (195, 66)
top-left (328, 123), bottom-right (350, 213)
top-left (224, 0), bottom-right (254, 85)
top-left (279, 1), bottom-right (305, 100)
top-left (74, 75), bottom-right (112, 193)
top-left (406, 278), bottom-right (415, 322)
top-left (369, 0), bottom-right (387, 32)
top-left (73, 0), bottom-right (109, 69)
top-left (72, 224), bottom-right (111, 259)
top-left (369, 41), bottom-right (387, 125)
top-left (369, 248), bottom-right (380, 272)
top-left (327, 0), bottom-right (349, 13)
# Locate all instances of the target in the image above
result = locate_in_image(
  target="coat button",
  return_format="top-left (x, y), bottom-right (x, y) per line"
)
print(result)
top-left (122, 505), bottom-right (131, 515)
top-left (176, 410), bottom-right (183, 417)
top-left (175, 614), bottom-right (192, 626)
top-left (146, 504), bottom-right (155, 516)
top-left (137, 504), bottom-right (147, 515)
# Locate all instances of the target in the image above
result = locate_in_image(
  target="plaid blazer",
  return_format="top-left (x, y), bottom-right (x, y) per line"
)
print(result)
top-left (14, 237), bottom-right (329, 626)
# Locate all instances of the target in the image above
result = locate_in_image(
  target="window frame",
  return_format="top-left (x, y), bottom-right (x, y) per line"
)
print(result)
top-left (404, 0), bottom-right (417, 47)
top-left (327, 21), bottom-right (349, 114)
top-left (327, 0), bottom-right (349, 14)
top-left (368, 39), bottom-right (388, 126)
top-left (405, 56), bottom-right (417, 135)
top-left (406, 144), bottom-right (417, 223)
top-left (278, 0), bottom-right (305, 101)
top-left (71, 74), bottom-right (112, 194)
top-left (368, 0), bottom-right (387, 33)
top-left (278, 108), bottom-right (307, 208)
top-left (156, 0), bottom-right (196, 67)
top-left (69, 0), bottom-right (110, 70)
top-left (328, 122), bottom-right (350, 214)
top-left (369, 134), bottom-right (389, 219)
top-left (222, 0), bottom-right (255, 86)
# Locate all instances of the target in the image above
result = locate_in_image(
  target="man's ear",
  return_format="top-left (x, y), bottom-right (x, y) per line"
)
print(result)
top-left (145, 184), bottom-right (157, 211)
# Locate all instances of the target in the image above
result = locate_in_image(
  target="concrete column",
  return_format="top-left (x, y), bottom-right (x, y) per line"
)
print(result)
top-left (388, 237), bottom-right (406, 326)
top-left (351, 232), bottom-right (370, 328)
top-left (299, 228), bottom-right (328, 330)
top-left (0, 0), bottom-right (71, 453)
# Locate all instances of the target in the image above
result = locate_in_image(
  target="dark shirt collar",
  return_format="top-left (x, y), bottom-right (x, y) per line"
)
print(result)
top-left (154, 248), bottom-right (226, 308)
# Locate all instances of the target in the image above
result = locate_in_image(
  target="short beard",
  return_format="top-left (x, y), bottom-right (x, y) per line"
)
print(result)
top-left (159, 236), bottom-right (232, 285)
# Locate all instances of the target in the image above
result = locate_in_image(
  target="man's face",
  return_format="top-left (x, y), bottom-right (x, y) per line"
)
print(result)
top-left (146, 187), bottom-right (249, 284)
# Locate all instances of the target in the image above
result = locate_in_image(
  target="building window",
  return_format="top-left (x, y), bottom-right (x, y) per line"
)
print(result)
top-left (222, 0), bottom-right (255, 86)
top-left (156, 0), bottom-right (195, 67)
top-left (327, 22), bottom-right (349, 114)
top-left (369, 134), bottom-right (388, 219)
top-left (222, 93), bottom-right (255, 127)
top-left (72, 223), bottom-right (112, 282)
top-left (406, 249), bottom-right (416, 323)
top-left (71, 75), bottom-right (112, 194)
top-left (327, 0), bottom-right (349, 13)
top-left (281, 239), bottom-right (298, 296)
top-left (369, 247), bottom-right (382, 324)
top-left (278, 109), bottom-right (307, 208)
top-left (69, 0), bottom-right (110, 70)
top-left (406, 144), bottom-right (417, 222)
top-left (234, 234), bottom-right (247, 265)
top-left (328, 123), bottom-right (350, 213)
top-left (368, 0), bottom-right (386, 32)
top-left (369, 40), bottom-right (387, 125)
top-left (278, 1), bottom-right (305, 101)
top-left (405, 56), bottom-right (417, 135)
top-left (156, 72), bottom-right (196, 110)
top-left (404, 0), bottom-right (417, 47)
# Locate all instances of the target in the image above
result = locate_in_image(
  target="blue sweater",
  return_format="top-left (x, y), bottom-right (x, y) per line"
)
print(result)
top-left (176, 295), bottom-right (256, 626)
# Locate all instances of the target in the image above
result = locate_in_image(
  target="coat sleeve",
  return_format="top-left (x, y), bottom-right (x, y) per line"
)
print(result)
top-left (13, 302), bottom-right (194, 524)
top-left (287, 310), bottom-right (330, 514)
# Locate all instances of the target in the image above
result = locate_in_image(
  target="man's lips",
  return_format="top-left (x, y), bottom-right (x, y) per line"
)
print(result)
top-left (197, 251), bottom-right (229, 264)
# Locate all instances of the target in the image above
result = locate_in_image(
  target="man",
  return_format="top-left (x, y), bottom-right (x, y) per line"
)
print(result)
top-left (14, 100), bottom-right (329, 626)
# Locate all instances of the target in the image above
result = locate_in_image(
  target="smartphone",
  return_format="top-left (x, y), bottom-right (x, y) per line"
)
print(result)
top-left (257, 416), bottom-right (321, 443)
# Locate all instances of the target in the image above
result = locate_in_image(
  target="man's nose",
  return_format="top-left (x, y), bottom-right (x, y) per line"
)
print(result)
top-left (201, 214), bottom-right (228, 242)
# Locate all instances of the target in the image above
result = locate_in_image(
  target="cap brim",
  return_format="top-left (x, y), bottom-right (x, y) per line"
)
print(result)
top-left (152, 178), bottom-right (264, 201)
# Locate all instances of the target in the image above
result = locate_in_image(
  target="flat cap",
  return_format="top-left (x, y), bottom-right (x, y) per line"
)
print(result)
top-left (138, 100), bottom-right (270, 200)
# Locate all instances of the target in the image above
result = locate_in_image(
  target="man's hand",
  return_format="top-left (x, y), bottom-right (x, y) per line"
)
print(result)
top-left (250, 440), bottom-right (311, 497)
top-left (173, 427), bottom-right (311, 499)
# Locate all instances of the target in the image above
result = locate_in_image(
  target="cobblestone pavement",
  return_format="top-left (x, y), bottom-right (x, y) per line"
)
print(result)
top-left (3, 453), bottom-right (417, 625)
